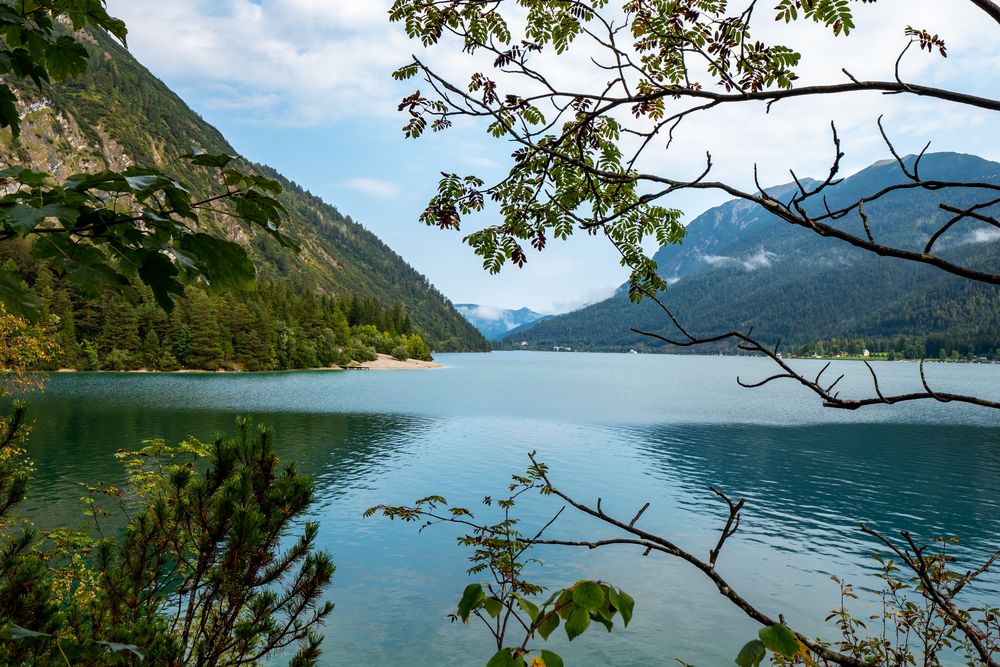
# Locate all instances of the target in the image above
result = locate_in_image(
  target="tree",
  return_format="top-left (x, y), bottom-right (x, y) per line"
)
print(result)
top-left (388, 0), bottom-right (1000, 410)
top-left (183, 290), bottom-right (223, 371)
top-left (98, 297), bottom-right (140, 366)
top-left (141, 329), bottom-right (161, 369)
top-left (384, 1), bottom-right (1000, 665)
top-left (0, 3), bottom-right (336, 662)
top-left (0, 309), bottom-right (64, 651)
top-left (0, 1), bottom-right (295, 322)
top-left (0, 419), bottom-right (335, 666)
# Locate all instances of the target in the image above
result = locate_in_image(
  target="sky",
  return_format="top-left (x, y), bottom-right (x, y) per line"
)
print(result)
top-left (104, 1), bottom-right (1000, 313)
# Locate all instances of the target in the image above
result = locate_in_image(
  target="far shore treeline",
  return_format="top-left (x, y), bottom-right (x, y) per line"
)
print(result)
top-left (1, 239), bottom-right (432, 371)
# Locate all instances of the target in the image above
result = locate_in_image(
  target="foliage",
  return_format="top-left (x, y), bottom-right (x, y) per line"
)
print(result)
top-left (386, 0), bottom-right (926, 300)
top-left (0, 153), bottom-right (294, 319)
top-left (0, 248), bottom-right (434, 370)
top-left (0, 302), bottom-right (57, 393)
top-left (0, 419), bottom-right (335, 665)
top-left (371, 456), bottom-right (1000, 666)
top-left (497, 153), bottom-right (1000, 355)
top-left (0, 303), bottom-right (53, 540)
top-left (0, 0), bottom-right (126, 139)
top-left (384, 1), bottom-right (1000, 664)
top-left (367, 465), bottom-right (636, 666)
top-left (0, 4), bottom-right (344, 664)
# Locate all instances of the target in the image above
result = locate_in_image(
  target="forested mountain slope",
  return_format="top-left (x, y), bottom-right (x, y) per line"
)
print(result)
top-left (501, 153), bottom-right (1000, 358)
top-left (0, 29), bottom-right (488, 354)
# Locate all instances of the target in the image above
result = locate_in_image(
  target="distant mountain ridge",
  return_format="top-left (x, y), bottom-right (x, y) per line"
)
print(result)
top-left (455, 304), bottom-right (551, 341)
top-left (0, 29), bottom-right (488, 352)
top-left (501, 153), bottom-right (1000, 354)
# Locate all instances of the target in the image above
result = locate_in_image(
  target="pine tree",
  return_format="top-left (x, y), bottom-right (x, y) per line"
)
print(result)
top-left (99, 297), bottom-right (141, 366)
top-left (141, 330), bottom-right (161, 370)
top-left (184, 291), bottom-right (223, 370)
top-left (331, 304), bottom-right (350, 348)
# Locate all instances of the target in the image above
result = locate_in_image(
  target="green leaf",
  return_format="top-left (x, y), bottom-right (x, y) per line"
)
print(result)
top-left (0, 84), bottom-right (19, 137)
top-left (183, 152), bottom-right (235, 168)
top-left (555, 589), bottom-right (574, 619)
top-left (457, 583), bottom-right (485, 622)
top-left (0, 270), bottom-right (42, 320)
top-left (45, 35), bottom-right (89, 82)
top-left (176, 233), bottom-right (256, 292)
top-left (540, 650), bottom-right (564, 667)
top-left (564, 607), bottom-right (590, 641)
top-left (515, 594), bottom-right (540, 623)
top-left (758, 624), bottom-right (800, 657)
top-left (0, 165), bottom-right (49, 187)
top-left (735, 639), bottom-right (766, 667)
top-left (0, 203), bottom-right (78, 235)
top-left (614, 588), bottom-right (634, 627)
top-left (249, 174), bottom-right (283, 194)
top-left (571, 581), bottom-right (605, 612)
top-left (0, 623), bottom-right (51, 640)
top-left (486, 649), bottom-right (521, 667)
top-left (606, 586), bottom-right (622, 612)
top-left (536, 612), bottom-right (559, 640)
top-left (591, 611), bottom-right (614, 633)
top-left (483, 596), bottom-right (503, 618)
top-left (124, 173), bottom-right (171, 193)
top-left (137, 250), bottom-right (182, 311)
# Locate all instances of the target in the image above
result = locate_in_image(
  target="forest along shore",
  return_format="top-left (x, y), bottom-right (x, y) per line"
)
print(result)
top-left (54, 354), bottom-right (444, 374)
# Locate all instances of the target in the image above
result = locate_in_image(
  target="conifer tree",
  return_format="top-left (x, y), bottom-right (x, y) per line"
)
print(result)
top-left (99, 298), bottom-right (140, 363)
top-left (184, 292), bottom-right (223, 370)
top-left (141, 330), bottom-right (161, 370)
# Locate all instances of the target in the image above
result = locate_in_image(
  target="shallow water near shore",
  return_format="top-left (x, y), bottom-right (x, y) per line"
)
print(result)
top-left (16, 352), bottom-right (1000, 665)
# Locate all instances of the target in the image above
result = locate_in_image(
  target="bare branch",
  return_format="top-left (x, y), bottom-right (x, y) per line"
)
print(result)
top-left (629, 290), bottom-right (1000, 412)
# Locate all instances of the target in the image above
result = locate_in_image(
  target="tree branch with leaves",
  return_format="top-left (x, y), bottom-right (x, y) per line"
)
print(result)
top-left (389, 0), bottom-right (1000, 412)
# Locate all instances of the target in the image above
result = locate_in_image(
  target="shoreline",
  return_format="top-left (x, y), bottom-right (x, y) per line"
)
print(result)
top-left (493, 350), bottom-right (999, 364)
top-left (52, 354), bottom-right (443, 375)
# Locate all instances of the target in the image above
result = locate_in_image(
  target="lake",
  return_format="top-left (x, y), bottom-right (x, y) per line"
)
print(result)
top-left (15, 352), bottom-right (1000, 665)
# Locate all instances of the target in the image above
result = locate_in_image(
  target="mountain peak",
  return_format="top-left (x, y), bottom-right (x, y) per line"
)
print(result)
top-left (456, 304), bottom-right (550, 341)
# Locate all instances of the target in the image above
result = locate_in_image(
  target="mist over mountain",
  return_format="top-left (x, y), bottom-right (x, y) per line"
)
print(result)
top-left (455, 304), bottom-right (551, 341)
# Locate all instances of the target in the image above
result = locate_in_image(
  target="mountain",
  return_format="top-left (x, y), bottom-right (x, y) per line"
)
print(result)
top-left (0, 29), bottom-right (488, 353)
top-left (500, 153), bottom-right (1000, 356)
top-left (503, 314), bottom-right (557, 341)
top-left (455, 304), bottom-right (551, 341)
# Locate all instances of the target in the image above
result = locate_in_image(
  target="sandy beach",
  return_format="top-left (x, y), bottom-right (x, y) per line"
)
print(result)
top-left (54, 354), bottom-right (443, 374)
top-left (354, 354), bottom-right (443, 370)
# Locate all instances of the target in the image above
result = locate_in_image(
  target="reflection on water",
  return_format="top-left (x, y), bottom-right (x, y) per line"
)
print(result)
top-left (632, 423), bottom-right (1000, 573)
top-left (10, 353), bottom-right (1000, 666)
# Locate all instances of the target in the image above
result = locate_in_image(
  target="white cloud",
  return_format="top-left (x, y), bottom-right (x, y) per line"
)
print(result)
top-left (108, 0), bottom-right (412, 125)
top-left (964, 228), bottom-right (1000, 245)
top-left (107, 1), bottom-right (1000, 168)
top-left (742, 250), bottom-right (777, 271)
top-left (549, 285), bottom-right (619, 314)
top-left (702, 249), bottom-right (778, 271)
top-left (343, 177), bottom-right (400, 198)
top-left (466, 304), bottom-right (504, 321)
top-left (101, 1), bottom-right (1000, 309)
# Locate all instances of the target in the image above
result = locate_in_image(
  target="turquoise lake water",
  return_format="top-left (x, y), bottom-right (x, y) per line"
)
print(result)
top-left (16, 352), bottom-right (1000, 665)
